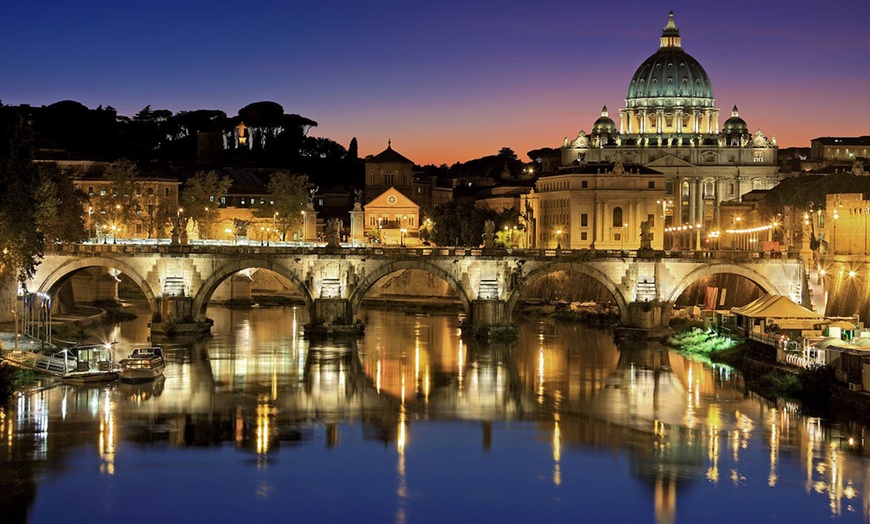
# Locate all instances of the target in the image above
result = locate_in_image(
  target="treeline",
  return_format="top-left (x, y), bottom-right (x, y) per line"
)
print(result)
top-left (1, 100), bottom-right (363, 188)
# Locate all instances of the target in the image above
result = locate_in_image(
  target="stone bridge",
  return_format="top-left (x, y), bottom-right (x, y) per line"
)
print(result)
top-left (29, 243), bottom-right (806, 334)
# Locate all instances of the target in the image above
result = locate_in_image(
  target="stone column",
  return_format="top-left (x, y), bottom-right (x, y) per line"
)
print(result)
top-left (303, 203), bottom-right (318, 242)
top-left (348, 203), bottom-right (364, 244)
top-left (675, 108), bottom-right (684, 135)
top-left (674, 177), bottom-right (683, 227)
top-left (689, 177), bottom-right (698, 226)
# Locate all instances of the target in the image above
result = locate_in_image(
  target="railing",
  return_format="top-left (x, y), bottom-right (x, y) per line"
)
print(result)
top-left (45, 242), bottom-right (801, 261)
top-left (1, 349), bottom-right (74, 376)
top-left (779, 350), bottom-right (822, 370)
top-left (749, 331), bottom-right (789, 349)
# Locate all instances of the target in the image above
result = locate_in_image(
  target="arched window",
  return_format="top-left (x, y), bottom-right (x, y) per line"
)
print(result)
top-left (612, 207), bottom-right (623, 227)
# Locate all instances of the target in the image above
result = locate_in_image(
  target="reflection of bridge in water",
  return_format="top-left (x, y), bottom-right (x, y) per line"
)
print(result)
top-left (32, 244), bottom-right (806, 335)
top-left (2, 319), bottom-right (869, 522)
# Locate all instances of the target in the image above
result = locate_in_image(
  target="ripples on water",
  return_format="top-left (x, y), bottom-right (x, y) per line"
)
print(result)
top-left (1, 305), bottom-right (868, 523)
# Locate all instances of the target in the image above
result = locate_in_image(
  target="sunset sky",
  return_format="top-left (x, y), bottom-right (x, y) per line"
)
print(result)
top-left (3, 0), bottom-right (869, 165)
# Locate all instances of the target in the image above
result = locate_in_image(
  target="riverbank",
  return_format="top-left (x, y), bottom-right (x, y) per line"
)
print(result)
top-left (668, 327), bottom-right (870, 418)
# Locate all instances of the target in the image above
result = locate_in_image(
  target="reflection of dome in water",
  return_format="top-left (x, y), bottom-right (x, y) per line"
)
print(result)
top-left (625, 12), bottom-right (714, 109)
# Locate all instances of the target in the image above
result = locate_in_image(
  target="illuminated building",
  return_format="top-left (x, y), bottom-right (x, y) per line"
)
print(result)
top-left (559, 12), bottom-right (780, 234)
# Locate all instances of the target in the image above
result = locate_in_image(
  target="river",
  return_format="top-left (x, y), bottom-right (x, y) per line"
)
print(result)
top-left (1, 304), bottom-right (868, 523)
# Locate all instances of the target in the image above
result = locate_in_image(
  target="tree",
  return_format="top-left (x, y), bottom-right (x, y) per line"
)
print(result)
top-left (347, 137), bottom-right (359, 160)
top-left (428, 201), bottom-right (498, 247)
top-left (0, 108), bottom-right (85, 283)
top-left (91, 160), bottom-right (142, 240)
top-left (253, 172), bottom-right (312, 241)
top-left (181, 170), bottom-right (232, 239)
top-left (34, 163), bottom-right (87, 243)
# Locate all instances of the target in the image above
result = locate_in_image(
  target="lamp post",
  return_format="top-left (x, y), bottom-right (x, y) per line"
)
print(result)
top-left (87, 206), bottom-right (93, 241)
top-left (400, 228), bottom-right (407, 247)
top-left (377, 216), bottom-right (383, 245)
top-left (556, 229), bottom-right (562, 250)
top-left (274, 212), bottom-right (280, 242)
top-left (622, 223), bottom-right (627, 251)
top-left (735, 216), bottom-right (741, 250)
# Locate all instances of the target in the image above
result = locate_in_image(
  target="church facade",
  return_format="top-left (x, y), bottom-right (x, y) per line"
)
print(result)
top-left (555, 12), bottom-right (779, 236)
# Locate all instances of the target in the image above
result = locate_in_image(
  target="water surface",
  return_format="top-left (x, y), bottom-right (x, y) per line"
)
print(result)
top-left (1, 305), bottom-right (868, 523)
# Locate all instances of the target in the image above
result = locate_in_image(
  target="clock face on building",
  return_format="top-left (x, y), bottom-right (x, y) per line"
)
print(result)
top-left (387, 194), bottom-right (397, 205)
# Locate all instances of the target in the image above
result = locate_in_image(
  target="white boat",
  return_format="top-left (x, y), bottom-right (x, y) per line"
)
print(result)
top-left (118, 347), bottom-right (165, 382)
top-left (62, 343), bottom-right (119, 384)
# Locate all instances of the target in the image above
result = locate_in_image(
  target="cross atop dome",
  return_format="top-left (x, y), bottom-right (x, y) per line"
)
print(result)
top-left (660, 11), bottom-right (681, 49)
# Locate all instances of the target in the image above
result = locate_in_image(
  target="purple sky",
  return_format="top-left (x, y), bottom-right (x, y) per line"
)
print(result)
top-left (3, 0), bottom-right (869, 165)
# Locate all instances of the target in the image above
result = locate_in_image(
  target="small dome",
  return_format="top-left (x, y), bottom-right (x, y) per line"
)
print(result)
top-left (722, 105), bottom-right (748, 134)
top-left (592, 106), bottom-right (617, 134)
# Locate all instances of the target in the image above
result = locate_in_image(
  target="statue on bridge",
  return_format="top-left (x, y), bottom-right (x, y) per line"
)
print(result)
top-left (639, 219), bottom-right (653, 250)
top-left (483, 219), bottom-right (495, 248)
top-left (326, 218), bottom-right (343, 248)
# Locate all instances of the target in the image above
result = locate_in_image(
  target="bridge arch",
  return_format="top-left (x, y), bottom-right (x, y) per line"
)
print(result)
top-left (36, 256), bottom-right (159, 319)
top-left (348, 260), bottom-right (472, 318)
top-left (192, 259), bottom-right (314, 322)
top-left (667, 263), bottom-right (782, 304)
top-left (504, 261), bottom-right (629, 321)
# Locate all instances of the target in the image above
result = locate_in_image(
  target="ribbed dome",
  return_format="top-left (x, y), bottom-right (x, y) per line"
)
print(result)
top-left (592, 106), bottom-right (617, 134)
top-left (722, 105), bottom-right (748, 134)
top-left (625, 12), bottom-right (714, 109)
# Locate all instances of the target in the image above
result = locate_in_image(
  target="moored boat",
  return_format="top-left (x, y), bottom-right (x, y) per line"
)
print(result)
top-left (62, 343), bottom-right (119, 384)
top-left (118, 346), bottom-right (165, 382)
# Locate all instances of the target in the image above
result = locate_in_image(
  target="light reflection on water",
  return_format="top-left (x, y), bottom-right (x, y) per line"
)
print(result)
top-left (0, 305), bottom-right (869, 523)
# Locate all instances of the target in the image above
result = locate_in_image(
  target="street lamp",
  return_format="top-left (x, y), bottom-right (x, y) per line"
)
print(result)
top-left (735, 216), bottom-right (742, 250)
top-left (400, 228), bottom-right (407, 247)
top-left (556, 229), bottom-right (562, 250)
top-left (622, 222), bottom-right (628, 252)
top-left (87, 206), bottom-right (93, 241)
top-left (274, 211), bottom-right (280, 242)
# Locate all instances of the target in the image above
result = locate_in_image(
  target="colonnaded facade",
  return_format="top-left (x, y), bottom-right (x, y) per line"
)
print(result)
top-left (529, 12), bottom-right (780, 250)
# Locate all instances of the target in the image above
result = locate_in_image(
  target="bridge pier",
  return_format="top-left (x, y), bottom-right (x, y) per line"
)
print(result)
top-left (155, 296), bottom-right (213, 336)
top-left (471, 299), bottom-right (505, 326)
top-left (462, 299), bottom-right (515, 340)
top-left (616, 301), bottom-right (674, 339)
top-left (305, 298), bottom-right (364, 338)
top-left (314, 298), bottom-right (349, 324)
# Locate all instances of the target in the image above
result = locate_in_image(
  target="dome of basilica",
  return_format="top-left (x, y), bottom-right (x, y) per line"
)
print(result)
top-left (722, 105), bottom-right (748, 135)
top-left (592, 106), bottom-right (617, 135)
top-left (625, 12), bottom-right (714, 109)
